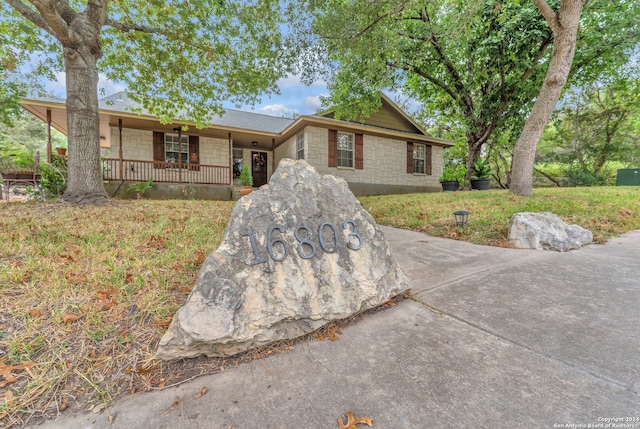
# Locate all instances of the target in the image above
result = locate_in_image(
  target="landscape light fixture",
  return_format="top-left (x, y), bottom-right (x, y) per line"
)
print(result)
top-left (453, 210), bottom-right (470, 228)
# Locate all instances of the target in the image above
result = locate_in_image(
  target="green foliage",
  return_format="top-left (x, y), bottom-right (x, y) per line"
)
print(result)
top-left (0, 145), bottom-right (38, 175)
top-left (561, 163), bottom-right (617, 187)
top-left (299, 0), bottom-right (639, 181)
top-left (127, 177), bottom-right (153, 196)
top-left (439, 164), bottom-right (466, 184)
top-left (41, 154), bottom-right (68, 198)
top-left (539, 73), bottom-right (640, 177)
top-left (2, 1), bottom-right (296, 124)
top-left (3, 0), bottom-right (295, 126)
top-left (472, 159), bottom-right (492, 179)
top-left (239, 164), bottom-right (253, 187)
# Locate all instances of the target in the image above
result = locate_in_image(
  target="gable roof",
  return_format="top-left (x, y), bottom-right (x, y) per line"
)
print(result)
top-left (318, 93), bottom-right (429, 135)
top-left (19, 91), bottom-right (453, 148)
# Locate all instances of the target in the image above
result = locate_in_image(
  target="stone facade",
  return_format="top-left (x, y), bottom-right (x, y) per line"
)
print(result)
top-left (274, 126), bottom-right (442, 195)
top-left (108, 127), bottom-right (230, 166)
top-left (104, 125), bottom-right (445, 197)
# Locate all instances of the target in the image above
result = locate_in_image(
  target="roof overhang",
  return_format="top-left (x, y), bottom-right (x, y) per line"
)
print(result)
top-left (20, 96), bottom-right (454, 150)
top-left (281, 115), bottom-right (454, 147)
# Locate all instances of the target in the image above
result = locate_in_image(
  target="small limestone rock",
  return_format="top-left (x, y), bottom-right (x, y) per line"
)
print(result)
top-left (507, 212), bottom-right (593, 252)
top-left (156, 159), bottom-right (410, 359)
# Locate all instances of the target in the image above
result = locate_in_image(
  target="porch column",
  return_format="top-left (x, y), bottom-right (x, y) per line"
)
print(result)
top-left (177, 127), bottom-right (182, 184)
top-left (228, 132), bottom-right (233, 186)
top-left (271, 138), bottom-right (275, 177)
top-left (118, 119), bottom-right (123, 181)
top-left (46, 109), bottom-right (52, 163)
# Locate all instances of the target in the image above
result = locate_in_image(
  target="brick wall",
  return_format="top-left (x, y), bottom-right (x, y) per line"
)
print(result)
top-left (305, 126), bottom-right (443, 189)
top-left (109, 127), bottom-right (230, 165)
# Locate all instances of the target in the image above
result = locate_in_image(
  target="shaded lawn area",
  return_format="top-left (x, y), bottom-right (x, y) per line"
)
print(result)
top-left (1, 187), bottom-right (639, 426)
top-left (359, 187), bottom-right (640, 246)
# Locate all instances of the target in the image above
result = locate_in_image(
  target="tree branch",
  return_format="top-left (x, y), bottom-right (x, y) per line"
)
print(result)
top-left (104, 18), bottom-right (165, 34)
top-left (21, 0), bottom-right (75, 45)
top-left (518, 35), bottom-right (553, 83)
top-left (532, 0), bottom-right (560, 33)
top-left (417, 8), bottom-right (473, 113)
top-left (5, 0), bottom-right (53, 35)
top-left (349, 0), bottom-right (410, 39)
top-left (534, 166), bottom-right (561, 187)
top-left (389, 60), bottom-right (462, 113)
top-left (85, 0), bottom-right (107, 28)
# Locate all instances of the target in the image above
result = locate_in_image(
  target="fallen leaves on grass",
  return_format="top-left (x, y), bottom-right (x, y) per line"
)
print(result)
top-left (62, 312), bottom-right (84, 323)
top-left (338, 411), bottom-right (373, 429)
top-left (4, 390), bottom-right (15, 407)
top-left (95, 288), bottom-right (118, 311)
top-left (27, 309), bottom-right (42, 318)
top-left (0, 359), bottom-right (36, 386)
top-left (151, 316), bottom-right (173, 327)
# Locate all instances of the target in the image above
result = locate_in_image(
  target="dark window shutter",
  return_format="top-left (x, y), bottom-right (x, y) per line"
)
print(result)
top-left (406, 141), bottom-right (414, 173)
top-left (426, 145), bottom-right (432, 175)
top-left (189, 135), bottom-right (200, 171)
top-left (328, 129), bottom-right (337, 167)
top-left (355, 133), bottom-right (363, 170)
top-left (153, 132), bottom-right (165, 169)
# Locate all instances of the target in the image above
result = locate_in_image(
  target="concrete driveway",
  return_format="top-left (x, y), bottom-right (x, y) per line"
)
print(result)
top-left (29, 227), bottom-right (640, 429)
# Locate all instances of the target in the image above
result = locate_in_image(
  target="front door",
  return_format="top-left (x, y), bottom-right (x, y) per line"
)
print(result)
top-left (251, 152), bottom-right (268, 187)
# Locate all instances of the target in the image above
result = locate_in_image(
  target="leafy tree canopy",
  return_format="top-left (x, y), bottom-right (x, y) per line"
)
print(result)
top-left (297, 0), bottom-right (639, 179)
top-left (1, 0), bottom-right (296, 127)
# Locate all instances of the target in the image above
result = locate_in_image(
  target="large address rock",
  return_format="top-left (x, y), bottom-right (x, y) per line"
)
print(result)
top-left (157, 159), bottom-right (410, 359)
top-left (507, 212), bottom-right (593, 252)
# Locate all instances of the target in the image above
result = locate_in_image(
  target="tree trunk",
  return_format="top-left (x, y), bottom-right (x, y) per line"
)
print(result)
top-left (510, 0), bottom-right (586, 196)
top-left (464, 134), bottom-right (484, 184)
top-left (61, 44), bottom-right (108, 203)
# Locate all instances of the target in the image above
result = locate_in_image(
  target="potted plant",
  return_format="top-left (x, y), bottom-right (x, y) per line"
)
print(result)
top-left (56, 147), bottom-right (67, 156)
top-left (470, 158), bottom-right (492, 190)
top-left (0, 151), bottom-right (38, 179)
top-left (239, 164), bottom-right (253, 196)
top-left (439, 165), bottom-right (465, 191)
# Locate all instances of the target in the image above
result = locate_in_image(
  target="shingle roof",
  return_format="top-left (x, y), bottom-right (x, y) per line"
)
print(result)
top-left (99, 91), bottom-right (294, 134)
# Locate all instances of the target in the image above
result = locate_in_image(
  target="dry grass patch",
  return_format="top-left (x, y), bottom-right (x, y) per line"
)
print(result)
top-left (0, 200), bottom-right (233, 427)
top-left (0, 198), bottom-right (408, 427)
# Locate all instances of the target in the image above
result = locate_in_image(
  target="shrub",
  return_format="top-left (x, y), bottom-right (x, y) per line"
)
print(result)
top-left (41, 154), bottom-right (67, 198)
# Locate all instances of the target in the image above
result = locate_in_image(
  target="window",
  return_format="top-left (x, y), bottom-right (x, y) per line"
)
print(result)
top-left (165, 134), bottom-right (188, 166)
top-left (337, 132), bottom-right (354, 168)
top-left (414, 144), bottom-right (426, 174)
top-left (297, 132), bottom-right (305, 160)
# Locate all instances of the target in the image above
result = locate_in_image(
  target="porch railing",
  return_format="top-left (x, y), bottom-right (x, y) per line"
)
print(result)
top-left (102, 158), bottom-right (230, 185)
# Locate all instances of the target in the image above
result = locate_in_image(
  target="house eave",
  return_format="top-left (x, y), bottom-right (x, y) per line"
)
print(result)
top-left (20, 97), bottom-right (454, 148)
top-left (280, 115), bottom-right (454, 147)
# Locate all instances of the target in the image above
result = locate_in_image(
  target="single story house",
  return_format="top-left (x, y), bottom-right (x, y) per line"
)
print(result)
top-left (19, 92), bottom-right (453, 199)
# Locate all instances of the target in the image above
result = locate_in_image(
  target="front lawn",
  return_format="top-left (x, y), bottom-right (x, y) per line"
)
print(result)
top-left (1, 187), bottom-right (639, 426)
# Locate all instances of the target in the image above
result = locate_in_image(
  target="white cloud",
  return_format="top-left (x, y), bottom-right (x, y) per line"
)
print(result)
top-left (305, 94), bottom-right (327, 112)
top-left (256, 104), bottom-right (299, 118)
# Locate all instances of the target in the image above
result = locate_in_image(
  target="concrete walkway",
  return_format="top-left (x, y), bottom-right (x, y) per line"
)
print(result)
top-left (30, 227), bottom-right (640, 429)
